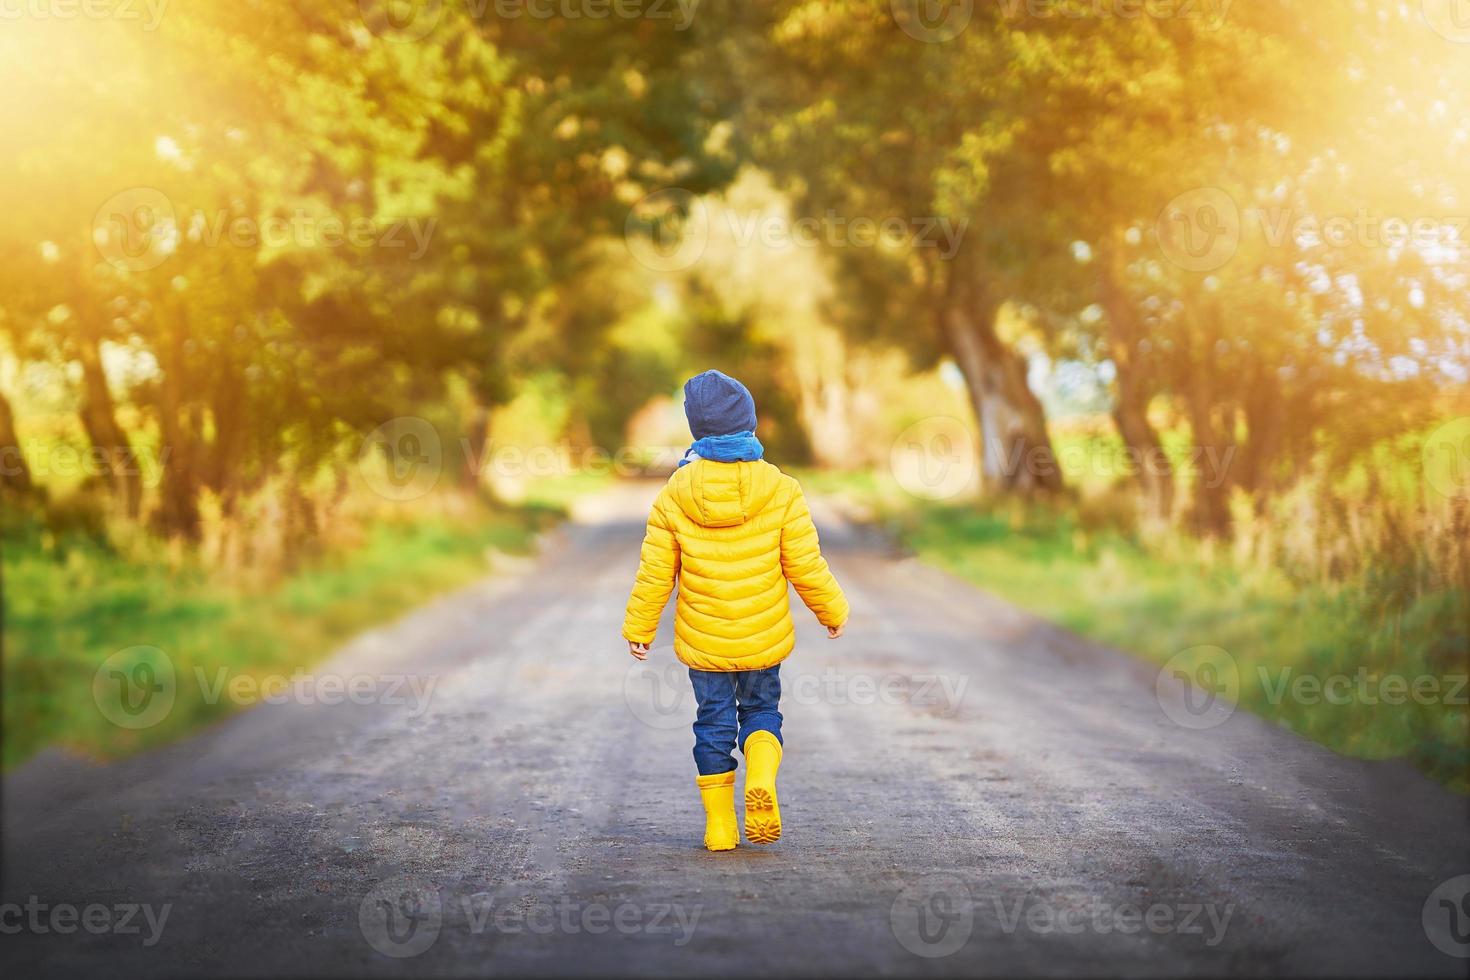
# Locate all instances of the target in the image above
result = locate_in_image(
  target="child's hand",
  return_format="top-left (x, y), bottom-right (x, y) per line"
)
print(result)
top-left (827, 624), bottom-right (845, 639)
top-left (628, 640), bottom-right (650, 660)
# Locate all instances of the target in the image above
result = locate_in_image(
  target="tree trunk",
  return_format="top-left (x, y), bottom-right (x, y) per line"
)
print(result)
top-left (460, 403), bottom-right (490, 492)
top-left (1186, 412), bottom-right (1234, 537)
top-left (1176, 293), bottom-right (1235, 537)
top-left (1098, 240), bottom-right (1174, 523)
top-left (0, 385), bottom-right (33, 494)
top-left (152, 308), bottom-right (202, 539)
top-left (941, 278), bottom-right (1062, 494)
top-left (790, 325), bottom-right (858, 469)
top-left (76, 334), bottom-right (142, 518)
top-left (1175, 359), bottom-right (1232, 538)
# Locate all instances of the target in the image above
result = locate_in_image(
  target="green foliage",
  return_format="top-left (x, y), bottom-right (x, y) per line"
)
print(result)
top-left (1, 502), bottom-right (558, 768)
top-left (814, 468), bottom-right (1468, 793)
top-left (1, 1), bottom-right (736, 535)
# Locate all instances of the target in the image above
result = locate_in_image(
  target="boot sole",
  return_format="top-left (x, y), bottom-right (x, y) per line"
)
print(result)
top-left (744, 786), bottom-right (781, 844)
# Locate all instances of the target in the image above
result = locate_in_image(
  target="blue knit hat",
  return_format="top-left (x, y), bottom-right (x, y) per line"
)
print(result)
top-left (682, 370), bottom-right (757, 439)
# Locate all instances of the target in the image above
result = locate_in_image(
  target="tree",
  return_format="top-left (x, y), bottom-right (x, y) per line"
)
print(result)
top-left (727, 1), bottom-right (1072, 492)
top-left (0, 1), bottom-right (742, 532)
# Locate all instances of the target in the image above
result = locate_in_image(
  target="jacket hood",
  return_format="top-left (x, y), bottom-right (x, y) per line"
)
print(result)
top-left (667, 458), bottom-right (784, 528)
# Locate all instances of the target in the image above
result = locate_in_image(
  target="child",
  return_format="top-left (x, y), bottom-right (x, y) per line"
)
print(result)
top-left (623, 370), bottom-right (849, 851)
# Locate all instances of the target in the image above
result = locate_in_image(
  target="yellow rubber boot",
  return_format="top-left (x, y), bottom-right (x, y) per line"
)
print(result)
top-left (696, 772), bottom-right (739, 852)
top-left (742, 731), bottom-right (783, 844)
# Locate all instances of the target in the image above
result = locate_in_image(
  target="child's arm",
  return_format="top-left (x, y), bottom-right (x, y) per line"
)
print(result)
top-left (622, 492), bottom-right (679, 658)
top-left (780, 484), bottom-right (850, 635)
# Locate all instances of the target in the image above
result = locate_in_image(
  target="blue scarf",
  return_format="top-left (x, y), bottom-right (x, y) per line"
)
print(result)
top-left (678, 430), bottom-right (765, 468)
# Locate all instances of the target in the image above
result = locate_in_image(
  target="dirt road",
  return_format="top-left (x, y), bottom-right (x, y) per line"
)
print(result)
top-left (4, 481), bottom-right (1467, 977)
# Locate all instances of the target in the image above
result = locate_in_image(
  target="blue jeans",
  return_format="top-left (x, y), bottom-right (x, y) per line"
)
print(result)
top-left (688, 666), bottom-right (783, 776)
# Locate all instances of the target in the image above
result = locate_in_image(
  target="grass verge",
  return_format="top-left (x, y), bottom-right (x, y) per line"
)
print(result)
top-left (2, 497), bottom-right (564, 769)
top-left (802, 470), bottom-right (1469, 794)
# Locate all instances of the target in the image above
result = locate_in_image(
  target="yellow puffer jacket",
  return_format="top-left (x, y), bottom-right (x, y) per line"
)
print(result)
top-left (623, 459), bottom-right (849, 671)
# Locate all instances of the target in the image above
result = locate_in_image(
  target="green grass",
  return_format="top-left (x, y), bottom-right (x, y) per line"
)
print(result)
top-left (2, 500), bottom-right (563, 769)
top-left (803, 470), bottom-right (1469, 793)
top-left (515, 469), bottom-right (616, 509)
